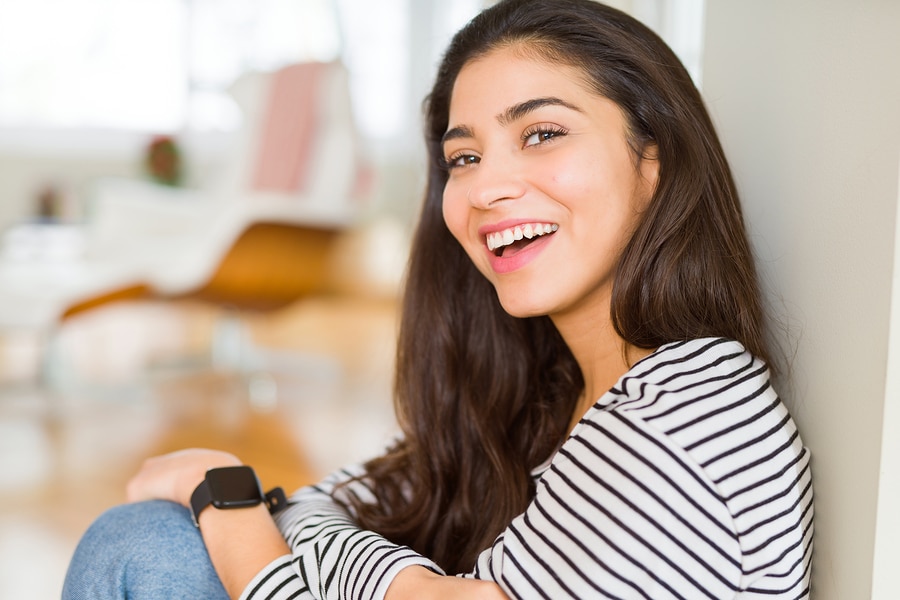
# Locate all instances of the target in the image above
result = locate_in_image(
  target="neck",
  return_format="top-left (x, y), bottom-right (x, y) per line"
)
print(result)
top-left (551, 303), bottom-right (652, 433)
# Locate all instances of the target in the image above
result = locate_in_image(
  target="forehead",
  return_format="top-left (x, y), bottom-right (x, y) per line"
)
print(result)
top-left (448, 46), bottom-right (594, 120)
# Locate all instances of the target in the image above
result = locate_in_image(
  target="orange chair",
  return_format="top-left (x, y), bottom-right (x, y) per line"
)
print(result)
top-left (47, 60), bottom-right (373, 398)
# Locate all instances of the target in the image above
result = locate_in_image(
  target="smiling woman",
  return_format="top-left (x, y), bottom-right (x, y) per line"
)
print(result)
top-left (62, 1), bottom-right (813, 599)
top-left (441, 58), bottom-right (659, 319)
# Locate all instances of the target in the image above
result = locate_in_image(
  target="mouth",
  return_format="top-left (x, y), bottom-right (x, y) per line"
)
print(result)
top-left (485, 222), bottom-right (559, 257)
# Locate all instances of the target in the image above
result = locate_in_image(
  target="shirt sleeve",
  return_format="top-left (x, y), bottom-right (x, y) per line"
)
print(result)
top-left (241, 464), bottom-right (443, 600)
top-left (464, 410), bottom-right (743, 600)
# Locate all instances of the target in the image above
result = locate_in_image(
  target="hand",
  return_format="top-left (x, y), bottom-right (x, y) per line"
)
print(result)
top-left (386, 566), bottom-right (509, 600)
top-left (128, 449), bottom-right (290, 600)
top-left (126, 448), bottom-right (241, 507)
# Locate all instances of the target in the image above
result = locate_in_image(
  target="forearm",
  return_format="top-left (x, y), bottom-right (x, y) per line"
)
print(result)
top-left (386, 566), bottom-right (508, 600)
top-left (127, 449), bottom-right (297, 600)
top-left (198, 504), bottom-right (291, 600)
top-left (276, 466), bottom-right (445, 599)
top-left (278, 490), bottom-right (442, 599)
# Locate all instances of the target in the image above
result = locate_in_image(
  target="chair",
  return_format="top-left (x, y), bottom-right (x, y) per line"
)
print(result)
top-left (81, 59), bottom-right (371, 301)
top-left (41, 60), bottom-right (377, 398)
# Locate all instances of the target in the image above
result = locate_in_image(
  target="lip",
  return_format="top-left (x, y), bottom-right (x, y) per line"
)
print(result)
top-left (477, 218), bottom-right (550, 237)
top-left (485, 226), bottom-right (556, 274)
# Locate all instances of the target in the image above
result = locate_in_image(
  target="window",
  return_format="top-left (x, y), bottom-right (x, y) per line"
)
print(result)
top-left (0, 1), bottom-right (701, 142)
top-left (0, 0), bottom-right (482, 145)
top-left (0, 0), bottom-right (188, 131)
top-left (629, 0), bottom-right (706, 86)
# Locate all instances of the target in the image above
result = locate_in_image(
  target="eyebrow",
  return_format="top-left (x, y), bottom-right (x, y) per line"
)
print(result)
top-left (441, 96), bottom-right (581, 146)
top-left (498, 96), bottom-right (581, 126)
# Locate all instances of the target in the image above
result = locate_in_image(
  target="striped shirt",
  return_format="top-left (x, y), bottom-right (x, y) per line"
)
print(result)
top-left (242, 338), bottom-right (814, 600)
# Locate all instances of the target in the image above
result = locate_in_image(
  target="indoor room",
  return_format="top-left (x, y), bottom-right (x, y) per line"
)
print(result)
top-left (1, 1), bottom-right (898, 598)
top-left (0, 0), bottom-right (486, 595)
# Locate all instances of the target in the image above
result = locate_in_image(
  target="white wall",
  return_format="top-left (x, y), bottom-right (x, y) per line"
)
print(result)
top-left (0, 130), bottom-right (227, 229)
top-left (0, 138), bottom-right (140, 228)
top-left (874, 157), bottom-right (900, 599)
top-left (702, 1), bottom-right (900, 598)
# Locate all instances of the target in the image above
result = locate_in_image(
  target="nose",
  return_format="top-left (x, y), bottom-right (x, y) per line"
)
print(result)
top-left (464, 156), bottom-right (526, 209)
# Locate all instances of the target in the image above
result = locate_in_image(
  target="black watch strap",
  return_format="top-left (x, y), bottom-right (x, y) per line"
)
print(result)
top-left (190, 466), bottom-right (289, 527)
top-left (264, 486), bottom-right (288, 514)
top-left (190, 477), bottom-right (214, 527)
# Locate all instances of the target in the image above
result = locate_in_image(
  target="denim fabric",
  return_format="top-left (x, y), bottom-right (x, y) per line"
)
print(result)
top-left (62, 500), bottom-right (229, 600)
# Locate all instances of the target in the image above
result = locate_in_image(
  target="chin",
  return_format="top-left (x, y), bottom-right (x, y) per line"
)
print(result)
top-left (497, 297), bottom-right (548, 319)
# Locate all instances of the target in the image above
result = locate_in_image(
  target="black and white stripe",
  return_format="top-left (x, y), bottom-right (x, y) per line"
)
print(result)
top-left (242, 338), bottom-right (813, 600)
top-left (471, 338), bottom-right (813, 599)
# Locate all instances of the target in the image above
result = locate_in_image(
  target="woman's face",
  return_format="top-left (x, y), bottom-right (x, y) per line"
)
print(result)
top-left (441, 46), bottom-right (658, 321)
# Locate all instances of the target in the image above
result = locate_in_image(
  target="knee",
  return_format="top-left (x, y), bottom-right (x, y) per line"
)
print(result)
top-left (117, 499), bottom-right (191, 535)
top-left (77, 500), bottom-right (197, 555)
top-left (64, 500), bottom-right (218, 599)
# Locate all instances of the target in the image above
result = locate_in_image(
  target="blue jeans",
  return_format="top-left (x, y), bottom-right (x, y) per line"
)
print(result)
top-left (62, 500), bottom-right (229, 600)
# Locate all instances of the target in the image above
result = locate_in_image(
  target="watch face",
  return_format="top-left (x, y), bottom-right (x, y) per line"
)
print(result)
top-left (207, 466), bottom-right (264, 508)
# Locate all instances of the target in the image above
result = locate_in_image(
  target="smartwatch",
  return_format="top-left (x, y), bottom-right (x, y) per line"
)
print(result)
top-left (190, 465), bottom-right (287, 527)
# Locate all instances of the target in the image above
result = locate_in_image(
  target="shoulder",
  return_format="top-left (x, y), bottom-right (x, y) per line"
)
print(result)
top-left (603, 337), bottom-right (776, 434)
top-left (569, 337), bottom-right (809, 530)
top-left (529, 338), bottom-right (812, 594)
top-left (585, 338), bottom-right (813, 590)
top-left (560, 340), bottom-right (774, 498)
top-left (587, 338), bottom-right (793, 468)
top-left (568, 338), bottom-right (776, 457)
top-left (552, 339), bottom-right (770, 519)
top-left (618, 337), bottom-right (766, 400)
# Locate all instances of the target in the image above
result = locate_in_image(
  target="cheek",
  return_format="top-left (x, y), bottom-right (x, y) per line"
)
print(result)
top-left (441, 185), bottom-right (468, 245)
top-left (542, 153), bottom-right (596, 198)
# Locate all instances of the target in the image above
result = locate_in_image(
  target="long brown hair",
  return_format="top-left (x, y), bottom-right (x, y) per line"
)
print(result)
top-left (342, 0), bottom-right (771, 573)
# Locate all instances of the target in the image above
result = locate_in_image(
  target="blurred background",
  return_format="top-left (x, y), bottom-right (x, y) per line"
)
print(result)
top-left (0, 0), bottom-right (706, 596)
top-left (3, 1), bottom-right (900, 599)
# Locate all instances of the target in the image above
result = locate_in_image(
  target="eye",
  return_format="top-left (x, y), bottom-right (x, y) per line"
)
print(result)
top-left (443, 153), bottom-right (480, 170)
top-left (523, 125), bottom-right (568, 148)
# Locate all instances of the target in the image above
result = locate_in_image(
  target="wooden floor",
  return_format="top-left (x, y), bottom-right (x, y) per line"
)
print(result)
top-left (0, 295), bottom-right (400, 598)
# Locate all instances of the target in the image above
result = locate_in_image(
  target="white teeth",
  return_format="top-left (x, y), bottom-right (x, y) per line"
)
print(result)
top-left (486, 222), bottom-right (559, 252)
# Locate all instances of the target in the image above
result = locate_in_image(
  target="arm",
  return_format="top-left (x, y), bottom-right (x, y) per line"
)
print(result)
top-left (129, 449), bottom-right (505, 600)
top-left (126, 449), bottom-right (294, 599)
top-left (273, 465), bottom-right (506, 599)
top-left (386, 566), bottom-right (508, 600)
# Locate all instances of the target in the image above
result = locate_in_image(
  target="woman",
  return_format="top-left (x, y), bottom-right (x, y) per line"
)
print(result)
top-left (63, 0), bottom-right (814, 598)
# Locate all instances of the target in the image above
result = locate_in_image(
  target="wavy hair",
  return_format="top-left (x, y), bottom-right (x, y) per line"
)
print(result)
top-left (342, 0), bottom-right (770, 573)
